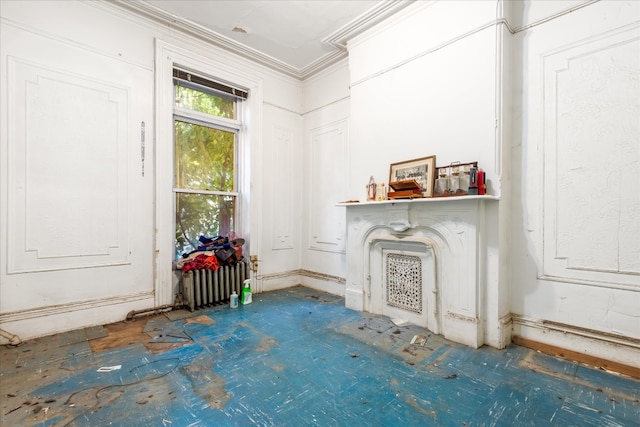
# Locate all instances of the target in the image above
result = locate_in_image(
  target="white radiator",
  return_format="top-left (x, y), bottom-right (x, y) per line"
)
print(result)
top-left (181, 261), bottom-right (250, 311)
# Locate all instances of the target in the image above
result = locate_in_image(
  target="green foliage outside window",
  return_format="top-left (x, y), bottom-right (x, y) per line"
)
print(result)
top-left (175, 85), bottom-right (235, 119)
top-left (174, 121), bottom-right (234, 191)
top-left (175, 193), bottom-right (235, 259)
top-left (174, 84), bottom-right (238, 260)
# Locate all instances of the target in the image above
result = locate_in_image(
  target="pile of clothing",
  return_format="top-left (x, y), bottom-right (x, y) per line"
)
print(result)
top-left (177, 233), bottom-right (245, 272)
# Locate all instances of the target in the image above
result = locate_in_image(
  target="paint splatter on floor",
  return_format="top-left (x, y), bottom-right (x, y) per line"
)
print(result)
top-left (1, 286), bottom-right (639, 426)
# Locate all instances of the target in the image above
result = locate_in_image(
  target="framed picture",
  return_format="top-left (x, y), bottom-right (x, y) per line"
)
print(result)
top-left (389, 155), bottom-right (437, 197)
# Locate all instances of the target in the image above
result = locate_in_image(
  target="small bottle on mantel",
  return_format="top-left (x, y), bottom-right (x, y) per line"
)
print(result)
top-left (366, 176), bottom-right (376, 201)
top-left (230, 291), bottom-right (239, 308)
top-left (376, 182), bottom-right (387, 201)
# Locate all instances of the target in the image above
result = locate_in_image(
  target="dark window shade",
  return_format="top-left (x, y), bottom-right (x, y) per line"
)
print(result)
top-left (173, 69), bottom-right (248, 100)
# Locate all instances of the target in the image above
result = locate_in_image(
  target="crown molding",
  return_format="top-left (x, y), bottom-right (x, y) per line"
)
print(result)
top-left (111, 0), bottom-right (415, 81)
top-left (110, 0), bottom-right (300, 78)
top-left (321, 0), bottom-right (416, 50)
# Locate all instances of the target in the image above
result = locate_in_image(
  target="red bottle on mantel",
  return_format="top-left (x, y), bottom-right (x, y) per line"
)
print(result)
top-left (469, 167), bottom-right (486, 195)
top-left (477, 169), bottom-right (486, 195)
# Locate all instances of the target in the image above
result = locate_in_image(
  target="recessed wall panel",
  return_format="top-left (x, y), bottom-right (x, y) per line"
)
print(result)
top-left (8, 58), bottom-right (129, 273)
top-left (309, 121), bottom-right (348, 252)
top-left (272, 126), bottom-right (294, 250)
top-left (542, 25), bottom-right (640, 286)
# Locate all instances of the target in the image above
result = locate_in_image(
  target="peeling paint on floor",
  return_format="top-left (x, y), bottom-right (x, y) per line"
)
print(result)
top-left (180, 356), bottom-right (230, 410)
top-left (1, 286), bottom-right (639, 426)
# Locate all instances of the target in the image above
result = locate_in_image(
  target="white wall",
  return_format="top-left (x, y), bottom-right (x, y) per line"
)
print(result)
top-left (0, 0), bottom-right (158, 342)
top-left (344, 0), bottom-right (639, 363)
top-left (297, 61), bottom-right (352, 295)
top-left (0, 0), bottom-right (304, 342)
top-left (348, 0), bottom-right (504, 198)
top-left (345, 0), bottom-right (511, 348)
top-left (510, 0), bottom-right (640, 366)
top-left (256, 48), bottom-right (353, 295)
top-left (259, 103), bottom-right (304, 291)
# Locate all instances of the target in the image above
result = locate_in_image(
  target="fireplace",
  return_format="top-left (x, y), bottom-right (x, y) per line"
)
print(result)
top-left (341, 197), bottom-right (501, 348)
top-left (369, 237), bottom-right (438, 333)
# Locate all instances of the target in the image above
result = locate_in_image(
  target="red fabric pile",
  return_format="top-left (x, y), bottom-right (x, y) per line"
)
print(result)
top-left (181, 253), bottom-right (219, 272)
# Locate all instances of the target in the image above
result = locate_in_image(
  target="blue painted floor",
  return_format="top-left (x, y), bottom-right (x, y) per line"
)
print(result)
top-left (1, 286), bottom-right (639, 426)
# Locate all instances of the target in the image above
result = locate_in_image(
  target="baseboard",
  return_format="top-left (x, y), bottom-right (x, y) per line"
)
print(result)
top-left (260, 269), bottom-right (345, 296)
top-left (485, 313), bottom-right (512, 350)
top-left (444, 311), bottom-right (481, 349)
top-left (299, 270), bottom-right (345, 296)
top-left (512, 336), bottom-right (640, 380)
top-left (0, 291), bottom-right (154, 323)
top-left (511, 314), bottom-right (640, 374)
top-left (260, 270), bottom-right (303, 292)
top-left (0, 292), bottom-right (155, 344)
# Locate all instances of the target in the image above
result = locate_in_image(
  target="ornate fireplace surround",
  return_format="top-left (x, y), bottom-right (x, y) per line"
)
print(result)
top-left (341, 196), bottom-right (501, 348)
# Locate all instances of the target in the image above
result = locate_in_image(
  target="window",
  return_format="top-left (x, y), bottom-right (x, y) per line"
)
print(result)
top-left (173, 69), bottom-right (246, 259)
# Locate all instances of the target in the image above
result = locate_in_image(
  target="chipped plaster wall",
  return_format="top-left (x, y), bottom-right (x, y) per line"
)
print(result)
top-left (510, 0), bottom-right (640, 366)
top-left (345, 0), bottom-right (511, 349)
top-left (0, 0), bottom-right (304, 342)
top-left (343, 0), bottom-right (639, 362)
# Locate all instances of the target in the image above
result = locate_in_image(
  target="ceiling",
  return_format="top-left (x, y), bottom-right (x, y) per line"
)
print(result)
top-left (116, 0), bottom-right (415, 80)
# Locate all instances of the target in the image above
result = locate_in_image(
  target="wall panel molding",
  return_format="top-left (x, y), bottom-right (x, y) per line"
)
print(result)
top-left (541, 23), bottom-right (640, 288)
top-left (7, 57), bottom-right (130, 273)
top-left (308, 120), bottom-right (348, 253)
top-left (271, 126), bottom-right (294, 250)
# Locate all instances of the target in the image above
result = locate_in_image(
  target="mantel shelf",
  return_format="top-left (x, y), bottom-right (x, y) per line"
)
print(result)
top-left (337, 195), bottom-right (500, 207)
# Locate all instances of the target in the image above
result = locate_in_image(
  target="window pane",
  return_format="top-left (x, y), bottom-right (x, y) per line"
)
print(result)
top-left (175, 85), bottom-right (235, 119)
top-left (175, 193), bottom-right (235, 259)
top-left (174, 121), bottom-right (235, 191)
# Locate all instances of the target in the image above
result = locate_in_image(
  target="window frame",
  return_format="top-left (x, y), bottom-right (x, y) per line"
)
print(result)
top-left (155, 40), bottom-right (263, 306)
top-left (172, 74), bottom-right (245, 257)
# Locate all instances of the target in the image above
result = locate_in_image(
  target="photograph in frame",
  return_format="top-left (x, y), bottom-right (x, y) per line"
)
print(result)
top-left (389, 155), bottom-right (436, 197)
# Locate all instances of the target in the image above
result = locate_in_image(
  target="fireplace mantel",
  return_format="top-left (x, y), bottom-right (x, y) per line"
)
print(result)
top-left (338, 195), bottom-right (500, 206)
top-left (340, 196), bottom-right (501, 348)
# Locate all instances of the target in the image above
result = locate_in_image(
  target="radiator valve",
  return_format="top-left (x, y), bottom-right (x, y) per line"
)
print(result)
top-left (250, 255), bottom-right (259, 272)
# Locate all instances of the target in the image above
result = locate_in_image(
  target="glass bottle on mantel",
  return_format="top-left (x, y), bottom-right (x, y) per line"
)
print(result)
top-left (366, 176), bottom-right (376, 201)
top-left (460, 164), bottom-right (471, 193)
top-left (435, 167), bottom-right (449, 196)
top-left (376, 182), bottom-right (387, 201)
top-left (449, 162), bottom-right (460, 195)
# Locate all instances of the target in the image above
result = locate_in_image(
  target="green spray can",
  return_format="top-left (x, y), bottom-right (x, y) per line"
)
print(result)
top-left (241, 279), bottom-right (252, 305)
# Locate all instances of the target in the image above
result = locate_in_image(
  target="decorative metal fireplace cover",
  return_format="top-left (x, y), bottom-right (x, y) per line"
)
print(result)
top-left (386, 253), bottom-right (422, 314)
